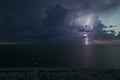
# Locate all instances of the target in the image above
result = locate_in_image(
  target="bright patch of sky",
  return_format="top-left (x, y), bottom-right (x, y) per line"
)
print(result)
top-left (98, 7), bottom-right (120, 36)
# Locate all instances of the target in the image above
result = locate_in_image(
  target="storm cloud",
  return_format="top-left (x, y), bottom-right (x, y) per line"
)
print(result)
top-left (77, 0), bottom-right (120, 12)
top-left (0, 0), bottom-right (120, 43)
top-left (60, 0), bottom-right (120, 12)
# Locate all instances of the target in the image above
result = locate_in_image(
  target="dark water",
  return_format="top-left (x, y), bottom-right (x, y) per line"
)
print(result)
top-left (0, 45), bottom-right (120, 69)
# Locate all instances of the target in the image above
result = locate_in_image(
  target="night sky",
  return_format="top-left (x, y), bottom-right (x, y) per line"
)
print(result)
top-left (0, 0), bottom-right (120, 43)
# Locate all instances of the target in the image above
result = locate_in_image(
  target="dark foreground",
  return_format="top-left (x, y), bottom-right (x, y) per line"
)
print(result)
top-left (0, 45), bottom-right (120, 69)
top-left (0, 68), bottom-right (120, 80)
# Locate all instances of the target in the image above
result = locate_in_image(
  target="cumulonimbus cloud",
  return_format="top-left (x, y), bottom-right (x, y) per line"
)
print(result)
top-left (78, 0), bottom-right (120, 12)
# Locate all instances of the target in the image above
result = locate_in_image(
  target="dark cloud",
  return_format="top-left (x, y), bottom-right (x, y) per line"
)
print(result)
top-left (43, 4), bottom-right (68, 40)
top-left (78, 0), bottom-right (120, 12)
top-left (44, 4), bottom-right (68, 27)
top-left (0, 0), bottom-right (120, 43)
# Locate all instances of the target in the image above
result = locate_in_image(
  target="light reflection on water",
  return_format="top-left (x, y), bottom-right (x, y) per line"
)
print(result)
top-left (81, 46), bottom-right (95, 68)
top-left (0, 45), bottom-right (120, 69)
top-left (64, 45), bottom-right (120, 69)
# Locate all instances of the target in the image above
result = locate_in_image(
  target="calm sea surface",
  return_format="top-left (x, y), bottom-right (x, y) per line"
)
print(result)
top-left (0, 45), bottom-right (120, 69)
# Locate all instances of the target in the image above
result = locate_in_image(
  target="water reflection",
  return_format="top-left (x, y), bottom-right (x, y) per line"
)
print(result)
top-left (0, 45), bottom-right (120, 69)
top-left (81, 46), bottom-right (95, 68)
top-left (72, 45), bottom-right (120, 69)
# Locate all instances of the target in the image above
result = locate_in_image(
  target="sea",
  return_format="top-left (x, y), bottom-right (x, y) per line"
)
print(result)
top-left (0, 45), bottom-right (120, 69)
